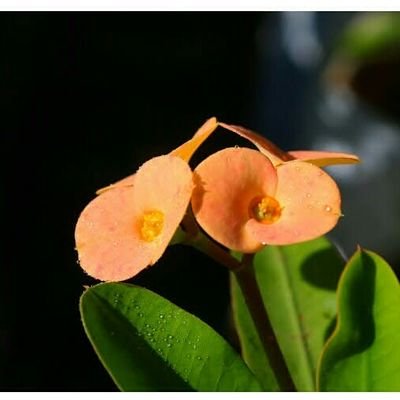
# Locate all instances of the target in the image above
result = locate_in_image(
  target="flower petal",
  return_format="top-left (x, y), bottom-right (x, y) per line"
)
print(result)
top-left (288, 150), bottom-right (360, 167)
top-left (75, 154), bottom-right (193, 281)
top-left (246, 161), bottom-right (341, 246)
top-left (218, 122), bottom-right (294, 166)
top-left (192, 147), bottom-right (278, 253)
top-left (171, 117), bottom-right (218, 161)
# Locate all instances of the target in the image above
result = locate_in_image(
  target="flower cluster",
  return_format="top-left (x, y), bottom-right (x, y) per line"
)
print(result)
top-left (75, 117), bottom-right (359, 281)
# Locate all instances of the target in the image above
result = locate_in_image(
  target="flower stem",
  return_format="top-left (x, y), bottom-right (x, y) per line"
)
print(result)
top-left (187, 231), bottom-right (242, 271)
top-left (180, 215), bottom-right (295, 391)
top-left (234, 254), bottom-right (296, 392)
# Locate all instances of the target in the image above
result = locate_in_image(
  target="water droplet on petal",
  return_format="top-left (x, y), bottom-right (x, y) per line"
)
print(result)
top-left (306, 193), bottom-right (311, 198)
top-left (324, 205), bottom-right (332, 212)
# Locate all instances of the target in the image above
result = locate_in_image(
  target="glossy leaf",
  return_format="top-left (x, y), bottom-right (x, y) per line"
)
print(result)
top-left (80, 283), bottom-right (262, 391)
top-left (231, 237), bottom-right (344, 391)
top-left (318, 249), bottom-right (400, 391)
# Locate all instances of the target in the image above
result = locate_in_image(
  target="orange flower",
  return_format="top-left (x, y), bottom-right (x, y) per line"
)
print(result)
top-left (191, 147), bottom-right (342, 253)
top-left (75, 118), bottom-right (218, 281)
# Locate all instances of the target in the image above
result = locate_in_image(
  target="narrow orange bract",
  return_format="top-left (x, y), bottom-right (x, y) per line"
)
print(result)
top-left (170, 117), bottom-right (218, 161)
top-left (219, 122), bottom-right (360, 167)
top-left (96, 117), bottom-right (218, 195)
top-left (287, 150), bottom-right (360, 167)
top-left (75, 154), bottom-right (193, 281)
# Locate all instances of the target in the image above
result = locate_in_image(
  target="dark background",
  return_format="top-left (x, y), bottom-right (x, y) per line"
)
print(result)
top-left (2, 12), bottom-right (400, 390)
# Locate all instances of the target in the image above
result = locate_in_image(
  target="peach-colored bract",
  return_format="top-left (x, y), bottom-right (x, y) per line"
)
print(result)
top-left (75, 154), bottom-right (193, 281)
top-left (218, 122), bottom-right (360, 167)
top-left (192, 147), bottom-right (341, 253)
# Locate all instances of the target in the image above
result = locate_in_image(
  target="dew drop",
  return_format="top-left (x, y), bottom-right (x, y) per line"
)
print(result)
top-left (159, 314), bottom-right (165, 319)
top-left (306, 193), bottom-right (311, 198)
top-left (192, 344), bottom-right (197, 350)
top-left (196, 356), bottom-right (202, 361)
top-left (138, 312), bottom-right (144, 317)
top-left (167, 343), bottom-right (172, 348)
top-left (134, 305), bottom-right (140, 310)
top-left (145, 324), bottom-right (150, 329)
top-left (324, 205), bottom-right (332, 212)
top-left (168, 335), bottom-right (174, 340)
top-left (186, 354), bottom-right (191, 359)
top-left (261, 241), bottom-right (267, 246)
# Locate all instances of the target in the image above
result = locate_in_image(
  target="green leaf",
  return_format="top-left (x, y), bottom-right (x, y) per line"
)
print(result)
top-left (318, 249), bottom-right (400, 391)
top-left (231, 237), bottom-right (344, 391)
top-left (80, 282), bottom-right (262, 392)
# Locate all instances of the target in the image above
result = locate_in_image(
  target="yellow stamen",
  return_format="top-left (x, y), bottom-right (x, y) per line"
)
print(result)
top-left (249, 195), bottom-right (281, 224)
top-left (140, 210), bottom-right (164, 242)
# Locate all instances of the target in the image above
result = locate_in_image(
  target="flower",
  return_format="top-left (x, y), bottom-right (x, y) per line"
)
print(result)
top-left (191, 147), bottom-right (342, 253)
top-left (74, 118), bottom-right (218, 281)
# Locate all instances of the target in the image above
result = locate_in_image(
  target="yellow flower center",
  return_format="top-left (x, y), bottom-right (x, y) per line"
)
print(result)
top-left (249, 195), bottom-right (282, 224)
top-left (140, 210), bottom-right (165, 242)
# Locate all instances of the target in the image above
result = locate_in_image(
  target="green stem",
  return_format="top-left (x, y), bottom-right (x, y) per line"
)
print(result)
top-left (180, 217), bottom-right (295, 391)
top-left (187, 231), bottom-right (242, 272)
top-left (234, 255), bottom-right (296, 392)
